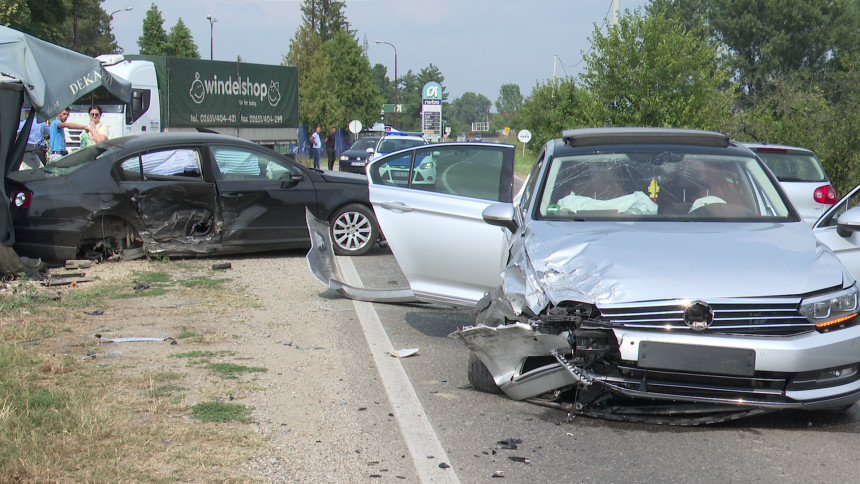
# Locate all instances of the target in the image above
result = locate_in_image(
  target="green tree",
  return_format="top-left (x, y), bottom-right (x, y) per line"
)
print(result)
top-left (519, 77), bottom-right (600, 151)
top-left (165, 18), bottom-right (200, 58)
top-left (321, 30), bottom-right (381, 128)
top-left (581, 9), bottom-right (735, 130)
top-left (300, 0), bottom-right (348, 42)
top-left (449, 91), bottom-right (492, 131)
top-left (137, 3), bottom-right (167, 55)
top-left (371, 63), bottom-right (394, 104)
top-left (0, 0), bottom-right (67, 46)
top-left (61, 0), bottom-right (120, 55)
top-left (495, 83), bottom-right (522, 128)
top-left (284, 24), bottom-right (343, 130)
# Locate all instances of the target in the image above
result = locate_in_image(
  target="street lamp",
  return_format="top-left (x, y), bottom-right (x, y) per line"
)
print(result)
top-left (206, 15), bottom-right (217, 60)
top-left (109, 6), bottom-right (133, 18)
top-left (375, 40), bottom-right (397, 129)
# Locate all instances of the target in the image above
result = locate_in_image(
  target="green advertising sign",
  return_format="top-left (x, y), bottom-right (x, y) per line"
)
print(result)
top-left (126, 55), bottom-right (298, 128)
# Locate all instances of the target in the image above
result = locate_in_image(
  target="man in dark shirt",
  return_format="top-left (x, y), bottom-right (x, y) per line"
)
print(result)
top-left (324, 127), bottom-right (337, 171)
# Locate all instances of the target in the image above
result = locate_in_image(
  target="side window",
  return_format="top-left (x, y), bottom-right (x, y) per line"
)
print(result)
top-left (520, 150), bottom-right (546, 211)
top-left (821, 191), bottom-right (860, 227)
top-left (117, 148), bottom-right (202, 181)
top-left (411, 146), bottom-right (505, 201)
top-left (210, 146), bottom-right (292, 180)
top-left (370, 152), bottom-right (413, 186)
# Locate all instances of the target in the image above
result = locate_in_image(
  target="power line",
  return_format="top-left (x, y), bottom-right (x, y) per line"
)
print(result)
top-left (558, 0), bottom-right (615, 71)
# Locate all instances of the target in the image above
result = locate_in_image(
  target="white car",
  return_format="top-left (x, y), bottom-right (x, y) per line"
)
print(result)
top-left (308, 129), bottom-right (860, 424)
top-left (744, 143), bottom-right (836, 226)
top-left (366, 134), bottom-right (427, 162)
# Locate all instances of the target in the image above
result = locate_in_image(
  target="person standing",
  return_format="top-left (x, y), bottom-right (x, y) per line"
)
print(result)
top-left (17, 106), bottom-right (50, 169)
top-left (48, 107), bottom-right (88, 162)
top-left (324, 127), bottom-right (337, 171)
top-left (87, 105), bottom-right (110, 144)
top-left (311, 126), bottom-right (322, 170)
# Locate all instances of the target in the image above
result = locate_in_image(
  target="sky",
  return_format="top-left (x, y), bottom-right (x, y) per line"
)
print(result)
top-left (108, 0), bottom-right (652, 105)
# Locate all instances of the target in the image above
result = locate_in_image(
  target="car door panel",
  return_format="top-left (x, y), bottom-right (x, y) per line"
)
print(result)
top-left (814, 184), bottom-right (860, 278)
top-left (368, 144), bottom-right (515, 306)
top-left (210, 145), bottom-right (317, 246)
top-left (117, 147), bottom-right (221, 248)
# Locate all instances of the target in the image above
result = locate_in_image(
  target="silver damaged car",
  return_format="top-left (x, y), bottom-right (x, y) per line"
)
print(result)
top-left (307, 128), bottom-right (860, 424)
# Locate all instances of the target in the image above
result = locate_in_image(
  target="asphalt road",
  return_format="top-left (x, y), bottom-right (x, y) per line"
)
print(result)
top-left (345, 243), bottom-right (860, 484)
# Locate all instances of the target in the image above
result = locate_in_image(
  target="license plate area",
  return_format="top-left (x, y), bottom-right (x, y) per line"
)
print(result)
top-left (638, 342), bottom-right (756, 376)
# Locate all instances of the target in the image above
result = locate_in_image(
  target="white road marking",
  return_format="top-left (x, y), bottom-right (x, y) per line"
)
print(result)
top-left (338, 256), bottom-right (461, 484)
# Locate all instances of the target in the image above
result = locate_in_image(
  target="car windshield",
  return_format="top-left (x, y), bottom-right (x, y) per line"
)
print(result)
top-left (350, 138), bottom-right (378, 151)
top-left (377, 138), bottom-right (424, 153)
top-left (536, 150), bottom-right (793, 221)
top-left (754, 150), bottom-right (827, 182)
top-left (9, 145), bottom-right (114, 180)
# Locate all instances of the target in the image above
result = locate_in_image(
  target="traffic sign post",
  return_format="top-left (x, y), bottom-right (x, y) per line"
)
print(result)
top-left (517, 129), bottom-right (532, 156)
top-left (382, 104), bottom-right (406, 113)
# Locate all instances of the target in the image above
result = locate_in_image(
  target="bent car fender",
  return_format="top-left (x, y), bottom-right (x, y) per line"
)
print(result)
top-left (305, 208), bottom-right (419, 303)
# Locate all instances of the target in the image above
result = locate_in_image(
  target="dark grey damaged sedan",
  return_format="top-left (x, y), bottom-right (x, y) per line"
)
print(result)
top-left (8, 133), bottom-right (380, 261)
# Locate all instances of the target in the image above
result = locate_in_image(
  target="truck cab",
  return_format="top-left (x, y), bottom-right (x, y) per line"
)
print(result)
top-left (64, 55), bottom-right (159, 152)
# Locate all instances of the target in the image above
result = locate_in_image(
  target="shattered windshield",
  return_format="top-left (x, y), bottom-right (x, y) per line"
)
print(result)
top-left (537, 151), bottom-right (792, 221)
top-left (9, 145), bottom-right (115, 181)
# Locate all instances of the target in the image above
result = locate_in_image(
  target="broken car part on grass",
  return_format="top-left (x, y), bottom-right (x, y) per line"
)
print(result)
top-left (307, 128), bottom-right (860, 425)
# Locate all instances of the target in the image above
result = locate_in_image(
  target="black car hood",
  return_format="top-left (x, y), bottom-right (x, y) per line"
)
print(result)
top-left (320, 170), bottom-right (367, 184)
top-left (340, 149), bottom-right (370, 159)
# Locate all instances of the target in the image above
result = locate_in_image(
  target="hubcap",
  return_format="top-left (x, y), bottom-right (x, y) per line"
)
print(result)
top-left (332, 211), bottom-right (372, 252)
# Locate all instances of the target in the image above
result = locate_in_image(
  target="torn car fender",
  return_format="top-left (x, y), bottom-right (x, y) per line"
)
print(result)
top-left (305, 208), bottom-right (419, 303)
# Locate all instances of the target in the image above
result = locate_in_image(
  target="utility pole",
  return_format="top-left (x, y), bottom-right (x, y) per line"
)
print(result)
top-left (73, 0), bottom-right (78, 51)
top-left (611, 0), bottom-right (620, 26)
top-left (553, 54), bottom-right (557, 81)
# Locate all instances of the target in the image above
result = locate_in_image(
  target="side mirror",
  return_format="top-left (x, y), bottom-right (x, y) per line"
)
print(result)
top-left (482, 203), bottom-right (518, 233)
top-left (366, 148), bottom-right (375, 154)
top-left (837, 207), bottom-right (860, 237)
top-left (290, 166), bottom-right (304, 182)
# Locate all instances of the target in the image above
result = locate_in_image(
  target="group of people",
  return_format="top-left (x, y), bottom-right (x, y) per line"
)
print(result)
top-left (310, 125), bottom-right (338, 171)
top-left (16, 105), bottom-right (110, 169)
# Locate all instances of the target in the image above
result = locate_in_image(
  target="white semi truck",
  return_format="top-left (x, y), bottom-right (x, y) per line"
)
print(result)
top-left (64, 54), bottom-right (299, 151)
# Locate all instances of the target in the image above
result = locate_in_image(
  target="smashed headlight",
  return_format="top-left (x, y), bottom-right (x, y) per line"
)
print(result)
top-left (800, 285), bottom-right (859, 332)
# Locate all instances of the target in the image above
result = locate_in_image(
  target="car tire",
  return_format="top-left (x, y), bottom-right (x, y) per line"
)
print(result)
top-left (467, 352), bottom-right (503, 394)
top-left (329, 204), bottom-right (379, 256)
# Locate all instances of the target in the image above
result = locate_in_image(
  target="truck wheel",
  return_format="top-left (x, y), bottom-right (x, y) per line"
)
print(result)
top-left (467, 352), bottom-right (503, 394)
top-left (330, 204), bottom-right (378, 256)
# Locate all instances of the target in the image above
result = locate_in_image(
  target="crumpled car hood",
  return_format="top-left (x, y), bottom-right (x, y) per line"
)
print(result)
top-left (503, 220), bottom-right (846, 315)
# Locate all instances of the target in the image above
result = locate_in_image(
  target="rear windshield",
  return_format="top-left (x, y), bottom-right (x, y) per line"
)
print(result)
top-left (9, 145), bottom-right (113, 180)
top-left (754, 151), bottom-right (827, 182)
top-left (350, 138), bottom-right (379, 151)
top-left (377, 138), bottom-right (425, 153)
top-left (536, 150), bottom-right (793, 222)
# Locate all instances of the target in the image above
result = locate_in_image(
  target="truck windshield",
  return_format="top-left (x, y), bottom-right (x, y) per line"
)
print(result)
top-left (70, 104), bottom-right (123, 113)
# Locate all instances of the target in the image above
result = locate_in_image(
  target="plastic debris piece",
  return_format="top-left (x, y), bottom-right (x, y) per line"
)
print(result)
top-left (492, 471), bottom-right (505, 478)
top-left (438, 463), bottom-right (450, 469)
top-left (90, 309), bottom-right (104, 316)
top-left (65, 260), bottom-right (93, 270)
top-left (96, 334), bottom-right (177, 344)
top-left (339, 401), bottom-right (348, 405)
top-left (390, 348), bottom-right (419, 358)
top-left (369, 475), bottom-right (382, 478)
top-left (508, 457), bottom-right (530, 464)
top-left (212, 262), bottom-right (232, 270)
top-left (46, 273), bottom-right (93, 286)
top-left (132, 280), bottom-right (150, 291)
top-left (358, 407), bottom-right (367, 411)
top-left (497, 438), bottom-right (522, 450)
top-left (296, 346), bottom-right (310, 350)
top-left (283, 342), bottom-right (292, 346)
top-left (17, 338), bottom-right (41, 346)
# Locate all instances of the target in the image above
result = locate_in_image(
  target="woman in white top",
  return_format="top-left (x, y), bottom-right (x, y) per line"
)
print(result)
top-left (88, 105), bottom-right (110, 144)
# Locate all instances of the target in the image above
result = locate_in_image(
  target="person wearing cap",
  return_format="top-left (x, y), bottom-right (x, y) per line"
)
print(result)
top-left (48, 107), bottom-right (88, 162)
top-left (16, 106), bottom-right (50, 169)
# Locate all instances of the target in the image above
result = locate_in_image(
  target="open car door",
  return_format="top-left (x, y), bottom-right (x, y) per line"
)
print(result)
top-left (813, 183), bottom-right (860, 278)
top-left (371, 144), bottom-right (515, 306)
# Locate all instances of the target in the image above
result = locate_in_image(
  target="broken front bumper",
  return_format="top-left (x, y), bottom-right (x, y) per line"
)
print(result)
top-left (451, 323), bottom-right (860, 410)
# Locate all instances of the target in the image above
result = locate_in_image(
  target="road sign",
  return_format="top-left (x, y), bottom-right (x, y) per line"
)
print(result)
top-left (517, 129), bottom-right (532, 143)
top-left (382, 104), bottom-right (406, 113)
top-left (348, 119), bottom-right (363, 134)
top-left (504, 127), bottom-right (511, 134)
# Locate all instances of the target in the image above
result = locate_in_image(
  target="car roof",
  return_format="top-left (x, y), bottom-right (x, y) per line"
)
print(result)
top-left (97, 132), bottom-right (259, 152)
top-left (741, 142), bottom-right (816, 154)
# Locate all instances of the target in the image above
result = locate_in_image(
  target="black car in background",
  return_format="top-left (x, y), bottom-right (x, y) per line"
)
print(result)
top-left (338, 136), bottom-right (381, 174)
top-left (8, 133), bottom-right (380, 261)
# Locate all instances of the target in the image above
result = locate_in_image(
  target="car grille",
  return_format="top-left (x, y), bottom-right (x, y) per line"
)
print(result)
top-left (599, 297), bottom-right (814, 335)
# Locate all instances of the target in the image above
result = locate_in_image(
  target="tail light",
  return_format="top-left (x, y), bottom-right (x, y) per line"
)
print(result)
top-left (11, 191), bottom-right (32, 208)
top-left (813, 185), bottom-right (837, 205)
